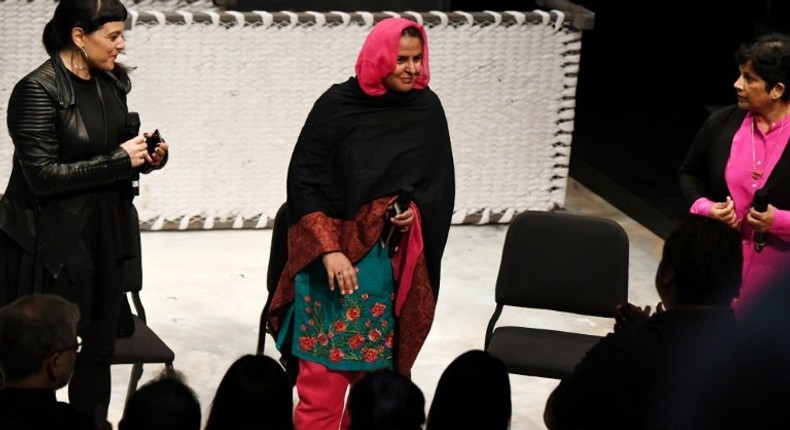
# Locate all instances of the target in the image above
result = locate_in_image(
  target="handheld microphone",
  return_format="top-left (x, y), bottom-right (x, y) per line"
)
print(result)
top-left (126, 112), bottom-right (141, 196)
top-left (126, 112), bottom-right (141, 138)
top-left (753, 188), bottom-right (768, 253)
top-left (393, 185), bottom-right (414, 216)
top-left (383, 186), bottom-right (414, 249)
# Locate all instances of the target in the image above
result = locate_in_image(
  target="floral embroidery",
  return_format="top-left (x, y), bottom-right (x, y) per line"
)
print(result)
top-left (297, 291), bottom-right (393, 366)
top-left (371, 303), bottom-right (386, 317)
top-left (346, 307), bottom-right (361, 321)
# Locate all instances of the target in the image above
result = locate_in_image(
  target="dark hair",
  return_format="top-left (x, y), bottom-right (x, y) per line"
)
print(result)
top-left (205, 355), bottom-right (294, 430)
top-left (119, 372), bottom-right (201, 430)
top-left (426, 350), bottom-right (511, 430)
top-left (402, 25), bottom-right (423, 42)
top-left (42, 0), bottom-right (130, 83)
top-left (348, 368), bottom-right (425, 430)
top-left (735, 32), bottom-right (790, 101)
top-left (0, 294), bottom-right (80, 380)
top-left (658, 214), bottom-right (742, 306)
top-left (43, 0), bottom-right (127, 53)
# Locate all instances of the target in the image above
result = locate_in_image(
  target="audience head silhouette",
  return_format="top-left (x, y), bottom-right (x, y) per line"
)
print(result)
top-left (347, 368), bottom-right (425, 430)
top-left (427, 349), bottom-right (511, 430)
top-left (118, 371), bottom-right (200, 430)
top-left (656, 213), bottom-right (742, 309)
top-left (0, 294), bottom-right (100, 429)
top-left (205, 354), bottom-right (294, 430)
top-left (0, 293), bottom-right (80, 389)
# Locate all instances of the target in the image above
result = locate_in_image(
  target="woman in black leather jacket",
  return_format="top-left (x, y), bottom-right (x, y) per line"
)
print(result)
top-left (0, 0), bottom-right (169, 424)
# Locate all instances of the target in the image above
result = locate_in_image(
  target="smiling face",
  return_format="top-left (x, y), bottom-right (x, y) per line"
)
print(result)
top-left (76, 20), bottom-right (126, 71)
top-left (383, 35), bottom-right (423, 93)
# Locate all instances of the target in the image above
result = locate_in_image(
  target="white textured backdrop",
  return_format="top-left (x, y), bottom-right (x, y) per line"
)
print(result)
top-left (0, 2), bottom-right (584, 229)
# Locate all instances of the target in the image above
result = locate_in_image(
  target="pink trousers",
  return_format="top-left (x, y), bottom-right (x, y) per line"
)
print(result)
top-left (293, 359), bottom-right (365, 430)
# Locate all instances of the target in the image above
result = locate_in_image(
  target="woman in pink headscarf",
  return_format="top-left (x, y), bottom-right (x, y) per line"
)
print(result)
top-left (267, 17), bottom-right (455, 430)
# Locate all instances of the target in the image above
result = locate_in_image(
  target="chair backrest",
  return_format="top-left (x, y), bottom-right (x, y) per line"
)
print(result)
top-left (257, 202), bottom-right (288, 355)
top-left (256, 202), bottom-right (299, 385)
top-left (267, 202), bottom-right (289, 295)
top-left (495, 210), bottom-right (628, 318)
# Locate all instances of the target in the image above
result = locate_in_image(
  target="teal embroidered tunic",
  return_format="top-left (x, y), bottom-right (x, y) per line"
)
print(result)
top-left (277, 244), bottom-right (395, 371)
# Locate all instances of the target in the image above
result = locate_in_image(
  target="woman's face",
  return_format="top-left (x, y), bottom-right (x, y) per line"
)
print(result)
top-left (383, 35), bottom-right (423, 93)
top-left (81, 21), bottom-right (126, 71)
top-left (734, 60), bottom-right (774, 113)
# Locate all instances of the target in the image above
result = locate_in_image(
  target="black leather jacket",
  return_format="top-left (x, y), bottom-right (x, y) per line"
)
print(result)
top-left (1, 53), bottom-right (138, 280)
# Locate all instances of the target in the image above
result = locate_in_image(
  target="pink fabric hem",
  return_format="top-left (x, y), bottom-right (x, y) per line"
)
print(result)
top-left (392, 202), bottom-right (423, 316)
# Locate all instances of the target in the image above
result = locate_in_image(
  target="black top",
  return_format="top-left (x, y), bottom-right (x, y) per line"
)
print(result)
top-left (67, 71), bottom-right (135, 278)
top-left (287, 77), bottom-right (455, 297)
top-left (0, 388), bottom-right (99, 430)
top-left (69, 72), bottom-right (127, 158)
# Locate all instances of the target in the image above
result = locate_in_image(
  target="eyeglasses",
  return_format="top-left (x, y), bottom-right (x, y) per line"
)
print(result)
top-left (53, 336), bottom-right (82, 355)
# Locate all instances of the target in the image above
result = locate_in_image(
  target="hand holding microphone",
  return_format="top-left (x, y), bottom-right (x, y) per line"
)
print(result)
top-left (391, 187), bottom-right (415, 229)
top-left (122, 112), bottom-right (146, 198)
top-left (383, 186), bottom-right (414, 248)
top-left (751, 188), bottom-right (770, 253)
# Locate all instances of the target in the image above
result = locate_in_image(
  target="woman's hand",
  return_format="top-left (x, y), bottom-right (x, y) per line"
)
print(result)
top-left (747, 203), bottom-right (775, 232)
top-left (322, 251), bottom-right (359, 295)
top-left (709, 196), bottom-right (741, 229)
top-left (120, 135), bottom-right (148, 168)
top-left (390, 207), bottom-right (414, 232)
top-left (145, 134), bottom-right (169, 167)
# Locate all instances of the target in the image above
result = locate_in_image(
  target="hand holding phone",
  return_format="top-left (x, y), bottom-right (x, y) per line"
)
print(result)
top-left (146, 129), bottom-right (162, 155)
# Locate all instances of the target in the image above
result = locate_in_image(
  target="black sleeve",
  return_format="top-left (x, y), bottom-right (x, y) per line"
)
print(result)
top-left (7, 77), bottom-right (132, 197)
top-left (678, 114), bottom-right (719, 206)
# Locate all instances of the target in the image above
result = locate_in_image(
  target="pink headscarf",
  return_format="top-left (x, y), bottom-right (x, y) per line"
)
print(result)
top-left (354, 17), bottom-right (431, 96)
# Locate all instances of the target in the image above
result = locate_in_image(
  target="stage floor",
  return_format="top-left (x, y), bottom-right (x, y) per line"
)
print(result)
top-left (60, 177), bottom-right (664, 430)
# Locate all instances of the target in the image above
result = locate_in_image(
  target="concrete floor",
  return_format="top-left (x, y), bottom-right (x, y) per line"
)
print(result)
top-left (59, 177), bottom-right (665, 429)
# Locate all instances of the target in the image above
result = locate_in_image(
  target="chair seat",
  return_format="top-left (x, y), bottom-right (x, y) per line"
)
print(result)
top-left (487, 326), bottom-right (602, 379)
top-left (112, 316), bottom-right (175, 365)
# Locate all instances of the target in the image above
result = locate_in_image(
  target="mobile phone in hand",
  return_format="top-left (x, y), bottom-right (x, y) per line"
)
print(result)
top-left (146, 129), bottom-right (162, 155)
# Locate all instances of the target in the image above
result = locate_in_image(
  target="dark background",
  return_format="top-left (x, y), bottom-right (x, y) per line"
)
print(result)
top-left (567, 0), bottom-right (778, 238)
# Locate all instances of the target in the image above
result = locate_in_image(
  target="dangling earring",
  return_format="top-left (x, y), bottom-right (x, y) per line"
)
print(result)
top-left (71, 46), bottom-right (88, 71)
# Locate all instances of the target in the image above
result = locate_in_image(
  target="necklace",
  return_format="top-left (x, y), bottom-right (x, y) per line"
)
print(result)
top-left (751, 115), bottom-right (785, 180)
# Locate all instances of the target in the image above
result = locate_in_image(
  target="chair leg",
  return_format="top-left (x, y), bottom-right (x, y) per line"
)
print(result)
top-left (124, 362), bottom-right (175, 408)
top-left (126, 363), bottom-right (144, 405)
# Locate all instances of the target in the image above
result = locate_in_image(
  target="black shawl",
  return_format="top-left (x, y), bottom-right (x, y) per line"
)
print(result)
top-left (286, 77), bottom-right (455, 297)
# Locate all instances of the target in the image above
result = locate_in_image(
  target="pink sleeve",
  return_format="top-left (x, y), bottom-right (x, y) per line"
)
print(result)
top-left (689, 197), bottom-right (715, 217)
top-left (769, 207), bottom-right (790, 242)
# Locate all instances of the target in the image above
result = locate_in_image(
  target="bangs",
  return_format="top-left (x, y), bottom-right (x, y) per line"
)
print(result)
top-left (94, 0), bottom-right (127, 26)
